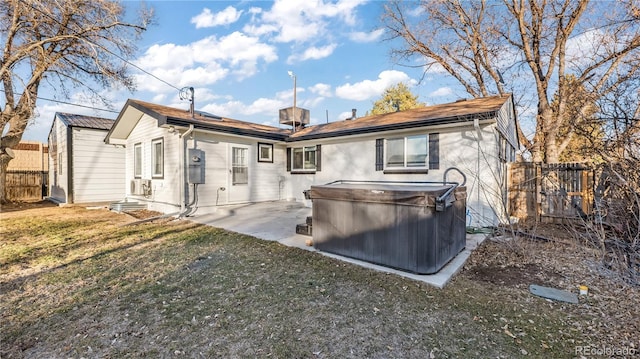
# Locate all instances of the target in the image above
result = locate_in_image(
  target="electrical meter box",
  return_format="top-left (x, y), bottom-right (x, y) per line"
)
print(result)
top-left (188, 148), bottom-right (205, 184)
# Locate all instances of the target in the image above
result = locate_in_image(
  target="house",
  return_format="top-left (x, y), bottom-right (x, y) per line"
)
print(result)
top-left (48, 113), bottom-right (126, 205)
top-left (105, 94), bottom-right (518, 226)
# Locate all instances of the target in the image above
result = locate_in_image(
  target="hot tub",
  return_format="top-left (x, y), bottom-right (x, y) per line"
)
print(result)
top-left (309, 181), bottom-right (466, 274)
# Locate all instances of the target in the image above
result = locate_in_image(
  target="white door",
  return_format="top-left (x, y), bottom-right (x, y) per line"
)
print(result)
top-left (228, 145), bottom-right (250, 203)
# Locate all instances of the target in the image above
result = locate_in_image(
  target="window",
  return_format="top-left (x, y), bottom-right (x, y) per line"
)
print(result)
top-left (385, 135), bottom-right (428, 168)
top-left (257, 142), bottom-right (273, 163)
top-left (232, 147), bottom-right (248, 184)
top-left (376, 133), bottom-right (439, 172)
top-left (289, 145), bottom-right (319, 172)
top-left (134, 143), bottom-right (142, 178)
top-left (151, 138), bottom-right (163, 178)
top-left (58, 152), bottom-right (62, 174)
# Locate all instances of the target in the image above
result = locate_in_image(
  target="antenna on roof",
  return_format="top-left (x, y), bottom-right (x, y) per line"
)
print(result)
top-left (179, 87), bottom-right (195, 118)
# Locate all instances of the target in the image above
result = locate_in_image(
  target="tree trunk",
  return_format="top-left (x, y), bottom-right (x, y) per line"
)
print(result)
top-left (542, 106), bottom-right (560, 163)
top-left (0, 153), bottom-right (12, 203)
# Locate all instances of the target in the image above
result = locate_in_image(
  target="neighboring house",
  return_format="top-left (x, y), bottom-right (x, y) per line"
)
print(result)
top-left (7, 141), bottom-right (49, 171)
top-left (105, 94), bottom-right (518, 226)
top-left (48, 113), bottom-right (126, 205)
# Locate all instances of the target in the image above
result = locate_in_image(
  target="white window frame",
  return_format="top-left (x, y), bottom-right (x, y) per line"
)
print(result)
top-left (134, 143), bottom-right (142, 178)
top-left (232, 147), bottom-right (248, 185)
top-left (384, 134), bottom-right (428, 169)
top-left (292, 145), bottom-right (316, 171)
top-left (151, 138), bottom-right (164, 178)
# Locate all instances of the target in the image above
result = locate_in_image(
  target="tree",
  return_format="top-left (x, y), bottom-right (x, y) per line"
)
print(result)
top-left (0, 0), bottom-right (152, 202)
top-left (550, 75), bottom-right (603, 162)
top-left (370, 82), bottom-right (425, 115)
top-left (382, 0), bottom-right (640, 163)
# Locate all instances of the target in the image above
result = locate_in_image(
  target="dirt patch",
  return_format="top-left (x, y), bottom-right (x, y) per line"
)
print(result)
top-left (0, 200), bottom-right (57, 213)
top-left (467, 263), bottom-right (563, 288)
top-left (124, 209), bottom-right (164, 220)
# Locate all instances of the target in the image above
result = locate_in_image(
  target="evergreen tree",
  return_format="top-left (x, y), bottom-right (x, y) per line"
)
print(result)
top-left (370, 83), bottom-right (425, 115)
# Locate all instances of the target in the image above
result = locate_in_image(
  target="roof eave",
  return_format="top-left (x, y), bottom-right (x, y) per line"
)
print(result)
top-left (105, 100), bottom-right (155, 144)
top-left (287, 111), bottom-right (497, 142)
top-left (166, 118), bottom-right (289, 141)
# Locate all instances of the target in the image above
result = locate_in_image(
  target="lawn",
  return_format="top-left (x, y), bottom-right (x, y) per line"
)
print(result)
top-left (1, 204), bottom-right (637, 358)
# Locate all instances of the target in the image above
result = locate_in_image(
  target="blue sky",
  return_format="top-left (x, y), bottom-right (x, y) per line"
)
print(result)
top-left (22, 0), bottom-right (473, 143)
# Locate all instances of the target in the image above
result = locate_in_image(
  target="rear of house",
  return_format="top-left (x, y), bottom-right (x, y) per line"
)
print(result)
top-left (105, 100), bottom-right (290, 215)
top-left (284, 95), bottom-right (519, 226)
top-left (48, 113), bottom-right (125, 204)
top-left (105, 94), bottom-right (518, 227)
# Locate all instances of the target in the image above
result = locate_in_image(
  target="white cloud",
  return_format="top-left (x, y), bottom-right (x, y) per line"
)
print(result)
top-left (243, 0), bottom-right (367, 43)
top-left (134, 32), bottom-right (277, 92)
top-left (337, 110), bottom-right (353, 121)
top-left (152, 94), bottom-right (166, 103)
top-left (191, 6), bottom-right (243, 28)
top-left (424, 62), bottom-right (448, 75)
top-left (287, 44), bottom-right (337, 63)
top-left (429, 87), bottom-right (453, 97)
top-left (309, 83), bottom-right (332, 97)
top-left (566, 29), bottom-right (608, 68)
top-left (349, 29), bottom-right (384, 43)
top-left (335, 70), bottom-right (416, 101)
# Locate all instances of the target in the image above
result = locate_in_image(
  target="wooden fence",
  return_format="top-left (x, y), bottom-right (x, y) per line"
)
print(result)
top-left (509, 162), bottom-right (594, 222)
top-left (5, 171), bottom-right (48, 202)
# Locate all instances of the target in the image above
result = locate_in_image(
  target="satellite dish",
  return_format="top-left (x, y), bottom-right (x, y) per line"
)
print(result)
top-left (5, 147), bottom-right (15, 158)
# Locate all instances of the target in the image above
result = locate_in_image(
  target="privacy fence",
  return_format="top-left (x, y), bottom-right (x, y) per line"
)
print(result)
top-left (5, 171), bottom-right (48, 202)
top-left (509, 162), bottom-right (594, 222)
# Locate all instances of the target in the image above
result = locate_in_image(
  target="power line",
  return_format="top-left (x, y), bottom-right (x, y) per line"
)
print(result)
top-left (23, 0), bottom-right (182, 92)
top-left (11, 92), bottom-right (120, 113)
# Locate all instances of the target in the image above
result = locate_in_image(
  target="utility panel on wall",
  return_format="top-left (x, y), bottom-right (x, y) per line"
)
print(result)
top-left (188, 148), bottom-right (205, 184)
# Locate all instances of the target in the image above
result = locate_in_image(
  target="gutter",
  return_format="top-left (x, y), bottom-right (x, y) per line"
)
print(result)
top-left (179, 125), bottom-right (194, 215)
top-left (287, 112), bottom-right (497, 142)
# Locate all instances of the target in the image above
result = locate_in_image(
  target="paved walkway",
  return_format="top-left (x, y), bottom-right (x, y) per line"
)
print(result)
top-left (191, 201), bottom-right (486, 288)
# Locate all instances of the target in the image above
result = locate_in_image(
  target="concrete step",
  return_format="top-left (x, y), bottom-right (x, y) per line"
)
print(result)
top-left (296, 223), bottom-right (312, 236)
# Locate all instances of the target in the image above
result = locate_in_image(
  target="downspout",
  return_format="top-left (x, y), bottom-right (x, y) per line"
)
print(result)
top-left (473, 118), bottom-right (482, 223)
top-left (179, 125), bottom-right (194, 215)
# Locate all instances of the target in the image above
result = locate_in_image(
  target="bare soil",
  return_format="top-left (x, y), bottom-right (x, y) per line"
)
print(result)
top-left (1, 203), bottom-right (638, 358)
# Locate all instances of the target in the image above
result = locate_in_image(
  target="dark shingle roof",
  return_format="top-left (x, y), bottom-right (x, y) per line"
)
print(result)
top-left (288, 95), bottom-right (511, 141)
top-left (108, 94), bottom-right (512, 143)
top-left (56, 113), bottom-right (115, 130)
top-left (125, 99), bottom-right (291, 140)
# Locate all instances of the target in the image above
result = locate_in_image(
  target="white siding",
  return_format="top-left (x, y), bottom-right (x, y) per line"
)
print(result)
top-left (123, 121), bottom-right (287, 214)
top-left (71, 128), bottom-right (125, 203)
top-left (125, 114), bottom-right (181, 213)
top-left (286, 123), bottom-right (507, 226)
top-left (185, 132), bottom-right (286, 211)
top-left (118, 111), bottom-right (509, 225)
top-left (48, 117), bottom-right (68, 203)
top-left (496, 98), bottom-right (519, 149)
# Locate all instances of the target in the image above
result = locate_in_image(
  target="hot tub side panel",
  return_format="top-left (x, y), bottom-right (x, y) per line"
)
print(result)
top-left (416, 192), bottom-right (467, 273)
top-left (313, 199), bottom-right (439, 273)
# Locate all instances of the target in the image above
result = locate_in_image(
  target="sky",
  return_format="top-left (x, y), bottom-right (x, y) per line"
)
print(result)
top-left (21, 0), bottom-right (469, 143)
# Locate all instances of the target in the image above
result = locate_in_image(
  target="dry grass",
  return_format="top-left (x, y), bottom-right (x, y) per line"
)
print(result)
top-left (1, 204), bottom-right (636, 358)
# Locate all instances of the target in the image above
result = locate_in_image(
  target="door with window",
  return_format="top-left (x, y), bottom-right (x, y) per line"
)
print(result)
top-left (229, 145), bottom-right (250, 203)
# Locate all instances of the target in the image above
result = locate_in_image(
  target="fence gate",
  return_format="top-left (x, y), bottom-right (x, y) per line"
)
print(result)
top-left (509, 162), bottom-right (594, 222)
top-left (5, 171), bottom-right (48, 202)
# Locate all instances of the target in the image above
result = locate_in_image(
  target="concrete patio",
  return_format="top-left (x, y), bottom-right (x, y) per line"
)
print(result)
top-left (191, 201), bottom-right (487, 288)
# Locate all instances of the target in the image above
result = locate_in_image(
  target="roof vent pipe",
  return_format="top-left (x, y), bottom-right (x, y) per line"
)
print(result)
top-left (351, 109), bottom-right (357, 120)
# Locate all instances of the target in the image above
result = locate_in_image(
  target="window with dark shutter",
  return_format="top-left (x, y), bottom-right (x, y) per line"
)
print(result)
top-left (428, 133), bottom-right (440, 169)
top-left (286, 148), bottom-right (291, 172)
top-left (375, 138), bottom-right (383, 171)
top-left (316, 144), bottom-right (321, 171)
